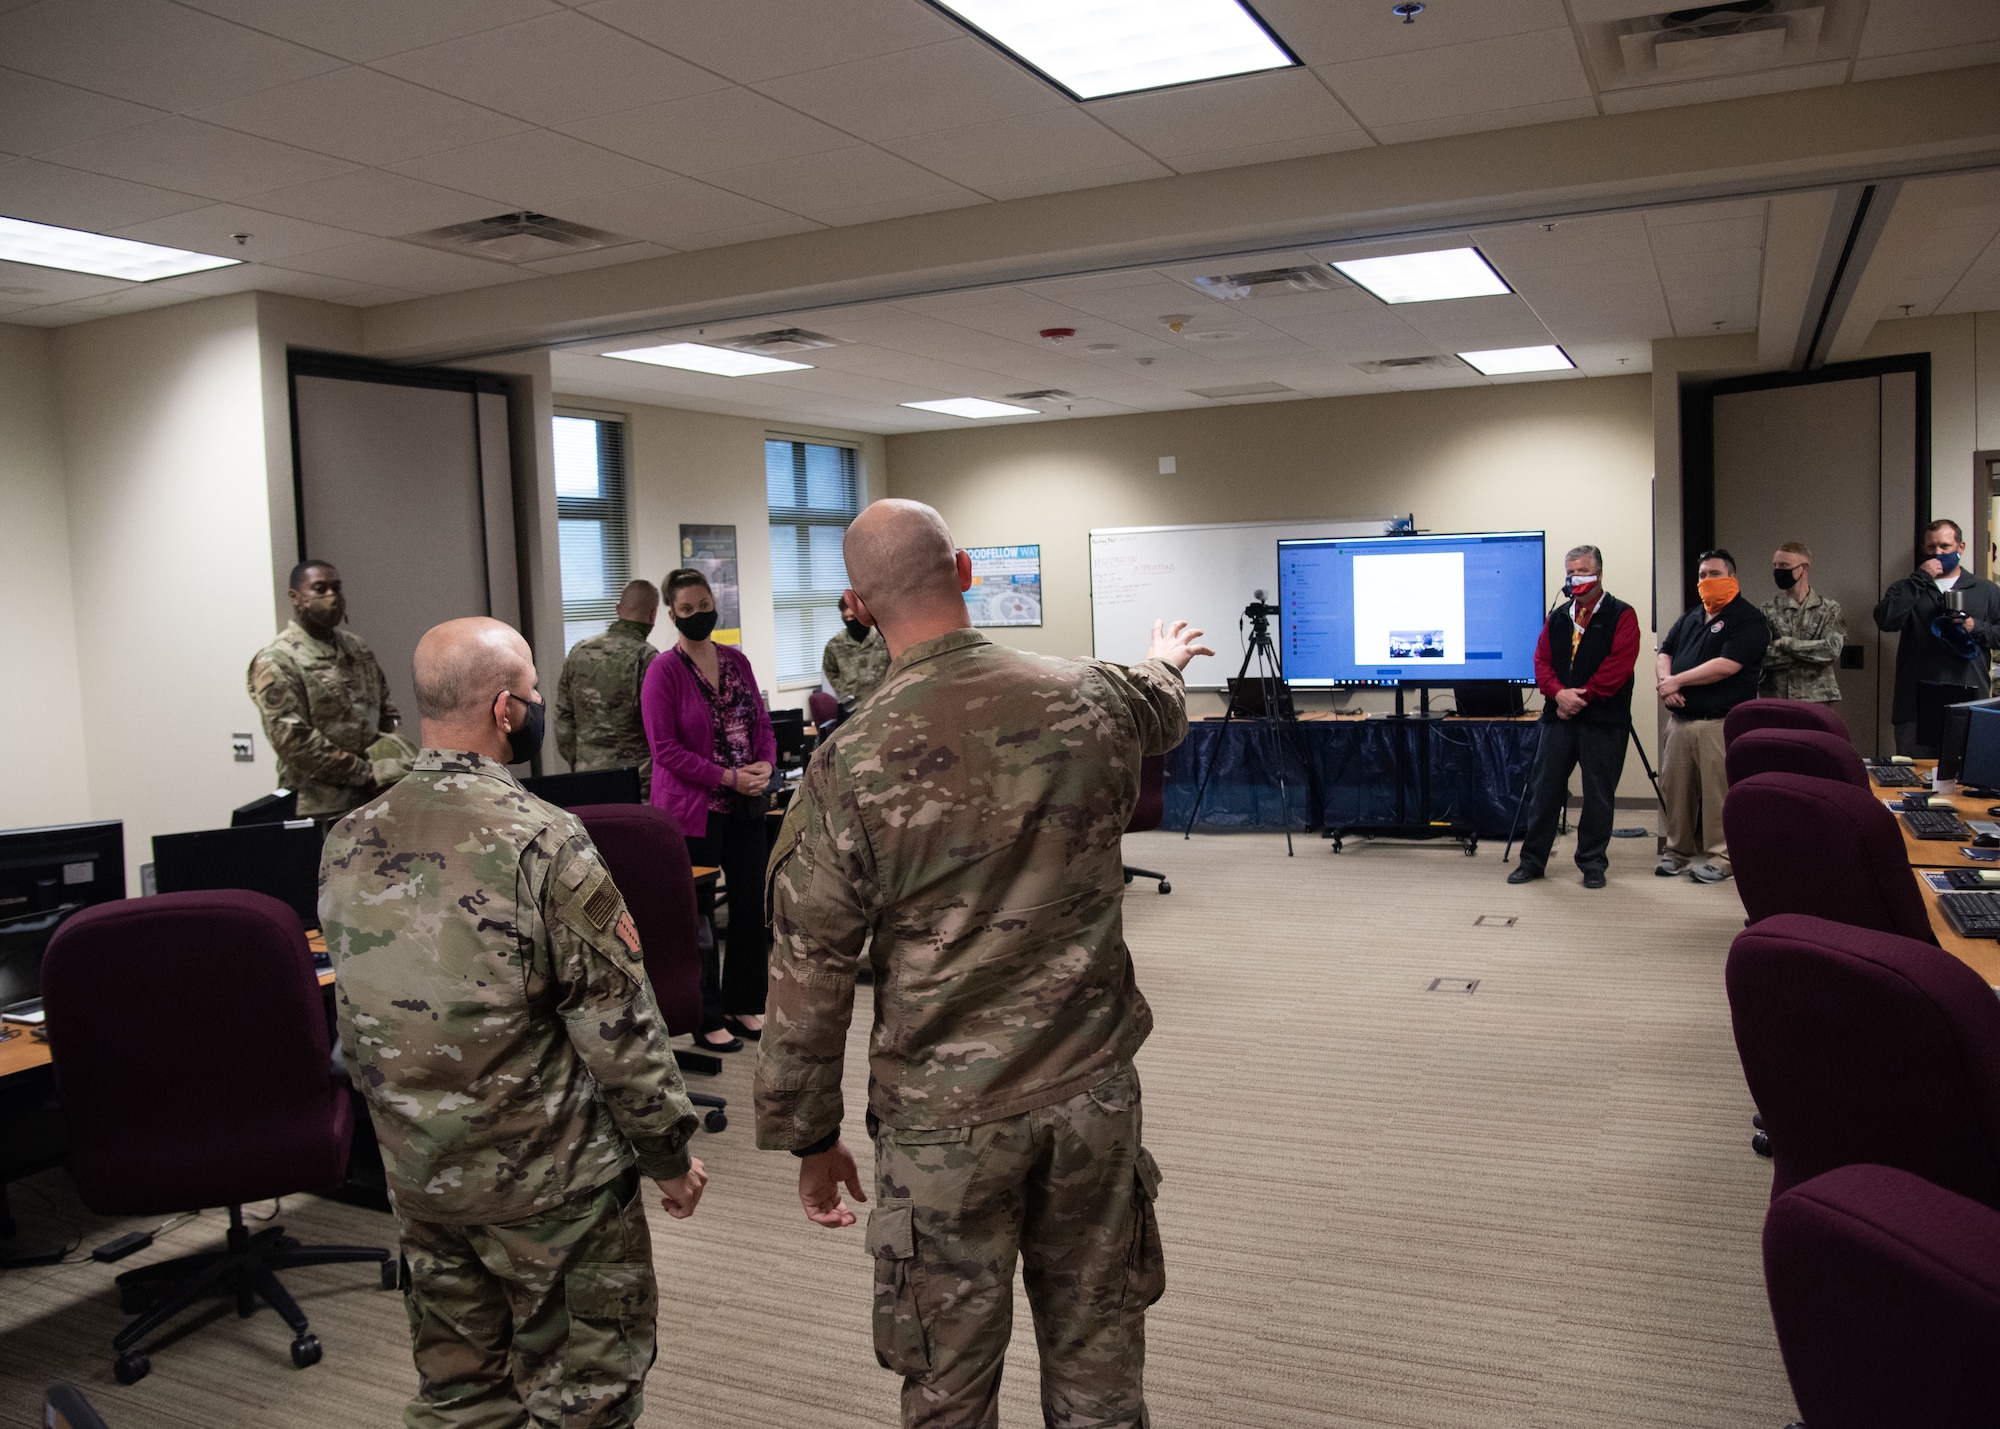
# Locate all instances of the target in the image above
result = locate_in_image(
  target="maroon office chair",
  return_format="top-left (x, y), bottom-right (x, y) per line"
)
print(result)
top-left (1727, 914), bottom-right (2000, 1205)
top-left (41, 892), bottom-right (392, 1385)
top-left (571, 804), bottom-right (728, 1133)
top-left (1723, 772), bottom-right (1935, 942)
top-left (1722, 697), bottom-right (1850, 748)
top-left (1724, 728), bottom-right (1870, 789)
top-left (1121, 754), bottom-right (1170, 894)
top-left (808, 690), bottom-right (839, 732)
top-left (1765, 1164), bottom-right (2000, 1429)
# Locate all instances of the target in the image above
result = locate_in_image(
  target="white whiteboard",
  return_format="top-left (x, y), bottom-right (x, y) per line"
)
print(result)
top-left (1090, 517), bottom-right (1402, 687)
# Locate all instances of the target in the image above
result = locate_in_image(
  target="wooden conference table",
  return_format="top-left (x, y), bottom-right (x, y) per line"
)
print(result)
top-left (1866, 762), bottom-right (2000, 988)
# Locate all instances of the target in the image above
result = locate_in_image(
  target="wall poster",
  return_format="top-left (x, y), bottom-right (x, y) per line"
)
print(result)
top-left (679, 524), bottom-right (742, 645)
top-left (964, 544), bottom-right (1042, 627)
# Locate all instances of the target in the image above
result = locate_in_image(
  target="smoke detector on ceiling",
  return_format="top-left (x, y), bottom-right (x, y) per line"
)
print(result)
top-left (402, 211), bottom-right (630, 264)
top-left (717, 328), bottom-right (847, 353)
top-left (1353, 355), bottom-right (1465, 375)
top-left (1190, 265), bottom-right (1346, 301)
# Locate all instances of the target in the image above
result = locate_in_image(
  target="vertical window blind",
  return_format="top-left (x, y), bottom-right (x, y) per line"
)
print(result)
top-left (768, 437), bottom-right (860, 685)
top-left (554, 414), bottom-right (630, 652)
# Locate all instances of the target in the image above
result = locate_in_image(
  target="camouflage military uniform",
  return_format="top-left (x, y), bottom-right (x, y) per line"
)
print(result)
top-left (821, 625), bottom-right (892, 708)
top-left (247, 620), bottom-right (400, 819)
top-left (322, 750), bottom-right (697, 1429)
top-left (758, 628), bottom-right (1186, 1429)
top-left (1759, 588), bottom-right (1847, 702)
top-left (555, 619), bottom-right (659, 797)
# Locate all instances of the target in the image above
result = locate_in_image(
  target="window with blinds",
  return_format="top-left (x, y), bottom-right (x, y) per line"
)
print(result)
top-left (553, 414), bottom-right (630, 651)
top-left (768, 437), bottom-right (861, 686)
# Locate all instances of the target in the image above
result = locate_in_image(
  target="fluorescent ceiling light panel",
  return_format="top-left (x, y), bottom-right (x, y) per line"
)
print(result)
top-left (1329, 247), bottom-right (1511, 305)
top-left (902, 397), bottom-right (1039, 419)
top-left (0, 214), bottom-right (241, 282)
top-left (601, 342), bottom-right (812, 376)
top-left (929, 0), bottom-right (1297, 100)
top-left (1457, 344), bottom-right (1575, 376)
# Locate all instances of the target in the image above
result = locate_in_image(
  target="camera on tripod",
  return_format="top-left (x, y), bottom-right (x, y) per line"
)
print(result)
top-left (1243, 589), bottom-right (1279, 625)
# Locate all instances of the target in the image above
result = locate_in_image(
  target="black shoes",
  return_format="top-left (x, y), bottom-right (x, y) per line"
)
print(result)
top-left (721, 1016), bottom-right (763, 1042)
top-left (1582, 869), bottom-right (1607, 889)
top-left (693, 1029), bottom-right (743, 1053)
top-left (1506, 865), bottom-right (1543, 884)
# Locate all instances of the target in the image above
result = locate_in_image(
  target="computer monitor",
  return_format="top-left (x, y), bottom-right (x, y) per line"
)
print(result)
top-left (1960, 707), bottom-right (2000, 792)
top-left (232, 789), bottom-right (298, 826)
top-left (0, 820), bottom-right (126, 924)
top-left (152, 821), bottom-right (324, 930)
top-left (520, 767), bottom-right (643, 809)
top-left (1452, 682), bottom-right (1526, 718)
top-left (1938, 696), bottom-right (2000, 781)
top-left (0, 905), bottom-right (75, 1012)
top-left (1226, 677), bottom-right (1295, 719)
top-left (1277, 531), bottom-right (1547, 687)
top-left (769, 709), bottom-right (810, 767)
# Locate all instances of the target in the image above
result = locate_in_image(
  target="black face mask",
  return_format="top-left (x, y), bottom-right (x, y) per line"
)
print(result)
top-left (1773, 566), bottom-right (1799, 590)
top-left (674, 610), bottom-right (719, 643)
top-left (503, 693), bottom-right (545, 765)
top-left (843, 618), bottom-right (870, 642)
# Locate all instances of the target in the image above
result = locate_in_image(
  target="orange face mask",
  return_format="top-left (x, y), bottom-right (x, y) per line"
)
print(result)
top-left (1697, 575), bottom-right (1739, 614)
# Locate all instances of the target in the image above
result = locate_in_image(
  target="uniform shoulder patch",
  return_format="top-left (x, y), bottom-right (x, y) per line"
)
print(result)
top-left (582, 881), bottom-right (619, 930)
top-left (613, 910), bottom-right (641, 956)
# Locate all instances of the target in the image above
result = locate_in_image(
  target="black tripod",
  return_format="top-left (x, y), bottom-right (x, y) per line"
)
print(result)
top-left (1183, 594), bottom-right (1312, 855)
top-left (1502, 716), bottom-right (1665, 864)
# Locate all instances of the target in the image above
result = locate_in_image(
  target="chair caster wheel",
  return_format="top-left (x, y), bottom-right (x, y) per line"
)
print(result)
top-left (290, 1333), bottom-right (322, 1369)
top-left (703, 1109), bottom-right (728, 1133)
top-left (1157, 881), bottom-right (1171, 894)
top-left (380, 1260), bottom-right (399, 1291)
top-left (1752, 1112), bottom-right (1765, 1129)
top-left (114, 1352), bottom-right (150, 1385)
top-left (1752, 1131), bottom-right (1772, 1158)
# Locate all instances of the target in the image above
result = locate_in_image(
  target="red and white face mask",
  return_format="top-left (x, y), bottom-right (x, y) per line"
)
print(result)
top-left (1562, 573), bottom-right (1599, 599)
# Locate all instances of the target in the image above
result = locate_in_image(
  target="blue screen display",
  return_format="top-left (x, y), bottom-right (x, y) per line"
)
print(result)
top-left (1278, 531), bottom-right (1547, 686)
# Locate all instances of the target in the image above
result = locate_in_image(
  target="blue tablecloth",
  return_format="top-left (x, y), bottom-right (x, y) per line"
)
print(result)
top-left (1162, 718), bottom-right (1543, 839)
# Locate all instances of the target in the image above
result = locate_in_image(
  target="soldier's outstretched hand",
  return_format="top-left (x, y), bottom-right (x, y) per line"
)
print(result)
top-left (657, 1158), bottom-right (708, 1219)
top-left (798, 1139), bottom-right (867, 1229)
top-left (1147, 619), bottom-right (1216, 671)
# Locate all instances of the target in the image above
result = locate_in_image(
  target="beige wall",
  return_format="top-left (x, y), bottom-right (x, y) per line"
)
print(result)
top-left (551, 395), bottom-right (884, 727)
top-left (0, 324), bottom-right (91, 829)
top-left (884, 375), bottom-right (1657, 793)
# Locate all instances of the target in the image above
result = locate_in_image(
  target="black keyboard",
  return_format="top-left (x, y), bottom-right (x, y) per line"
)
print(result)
top-left (1903, 809), bottom-right (1975, 841)
top-left (1867, 764), bottom-right (1925, 788)
top-left (1940, 869), bottom-right (2000, 890)
top-left (1938, 891), bottom-right (2000, 938)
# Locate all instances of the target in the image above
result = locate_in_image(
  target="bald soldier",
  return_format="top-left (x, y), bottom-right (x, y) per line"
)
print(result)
top-left (556, 579), bottom-right (661, 796)
top-left (758, 499), bottom-right (1211, 1429)
top-left (321, 617), bottom-right (707, 1429)
top-left (247, 560), bottom-right (408, 820)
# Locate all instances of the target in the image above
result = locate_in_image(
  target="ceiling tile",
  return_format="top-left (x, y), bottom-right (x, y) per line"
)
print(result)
top-left (580, 0), bottom-right (962, 84)
top-left (702, 145), bottom-right (983, 224)
top-left (176, 0), bottom-right (561, 63)
top-left (882, 111), bottom-right (1161, 197)
top-left (41, 117), bottom-right (355, 202)
top-left (0, 157), bottom-right (209, 230)
top-left (192, 67), bottom-right (534, 167)
top-left (1473, 213), bottom-right (1653, 271)
top-left (669, 215), bottom-right (826, 251)
top-left (0, 0), bottom-right (343, 111)
top-left (754, 39), bottom-right (1067, 144)
top-left (811, 191), bottom-right (992, 227)
top-left (1598, 60), bottom-right (1848, 114)
top-left (553, 174), bottom-right (808, 245)
top-left (1254, 0), bottom-right (1573, 66)
top-left (1856, 0), bottom-right (2000, 58)
top-left (241, 168), bottom-right (496, 237)
top-left (371, 11), bottom-right (732, 127)
top-left (1644, 214), bottom-right (1765, 257)
top-left (389, 130), bottom-right (676, 211)
top-left (271, 237), bottom-right (533, 294)
top-left (1644, 196), bottom-right (1771, 226)
top-left (560, 89), bottom-right (855, 176)
top-left (1851, 38), bottom-right (2000, 83)
top-left (1317, 28), bottom-right (1592, 129)
top-left (1370, 95), bottom-right (1598, 145)
top-left (1090, 67), bottom-right (1363, 157)
top-left (0, 257), bottom-right (130, 303)
top-left (1163, 130), bottom-right (1377, 174)
top-left (522, 240), bottom-right (675, 274)
top-left (978, 160), bottom-right (1171, 203)
top-left (110, 202), bottom-right (363, 261)
top-left (0, 69), bottom-right (167, 158)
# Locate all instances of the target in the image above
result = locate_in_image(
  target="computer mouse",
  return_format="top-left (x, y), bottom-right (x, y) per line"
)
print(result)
top-left (1987, 805), bottom-right (2000, 818)
top-left (1975, 834), bottom-right (2000, 849)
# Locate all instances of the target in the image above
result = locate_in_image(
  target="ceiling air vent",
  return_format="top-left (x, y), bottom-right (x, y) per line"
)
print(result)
top-left (1191, 265), bottom-right (1345, 301)
top-left (402, 211), bottom-right (629, 264)
top-left (1187, 381), bottom-right (1294, 400)
top-left (1005, 389), bottom-right (1079, 401)
top-left (1352, 355), bottom-right (1464, 375)
top-left (718, 328), bottom-right (846, 353)
top-left (1574, 0), bottom-right (1854, 92)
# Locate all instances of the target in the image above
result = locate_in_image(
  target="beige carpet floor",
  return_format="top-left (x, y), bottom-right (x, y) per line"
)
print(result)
top-left (0, 826), bottom-right (1798, 1428)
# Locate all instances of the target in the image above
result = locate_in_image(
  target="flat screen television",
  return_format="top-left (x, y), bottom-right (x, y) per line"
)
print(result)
top-left (1277, 531), bottom-right (1547, 688)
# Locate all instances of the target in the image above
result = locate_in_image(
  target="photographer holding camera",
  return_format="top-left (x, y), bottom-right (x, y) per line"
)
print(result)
top-left (1873, 519), bottom-right (2000, 757)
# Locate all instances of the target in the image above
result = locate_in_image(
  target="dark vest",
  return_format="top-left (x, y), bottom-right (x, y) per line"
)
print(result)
top-left (1545, 592), bottom-right (1634, 725)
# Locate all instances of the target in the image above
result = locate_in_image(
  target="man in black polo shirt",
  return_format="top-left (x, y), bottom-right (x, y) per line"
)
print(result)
top-left (1509, 544), bottom-right (1641, 889)
top-left (1656, 548), bottom-right (1770, 883)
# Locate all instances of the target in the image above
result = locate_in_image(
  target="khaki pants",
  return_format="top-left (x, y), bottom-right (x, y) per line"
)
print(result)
top-left (866, 1064), bottom-right (1164, 1429)
top-left (396, 1169), bottom-right (657, 1429)
top-left (1661, 714), bottom-right (1730, 870)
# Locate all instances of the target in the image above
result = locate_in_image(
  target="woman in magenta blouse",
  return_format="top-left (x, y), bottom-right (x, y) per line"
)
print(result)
top-left (640, 568), bottom-right (777, 1052)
